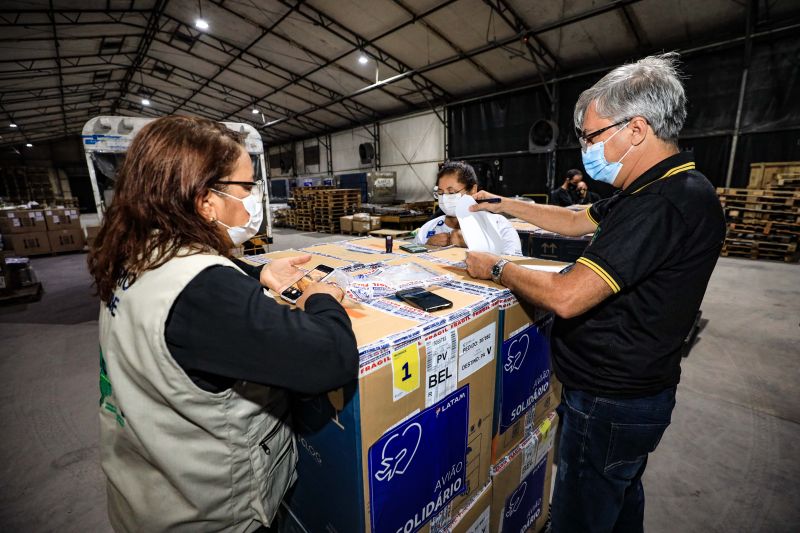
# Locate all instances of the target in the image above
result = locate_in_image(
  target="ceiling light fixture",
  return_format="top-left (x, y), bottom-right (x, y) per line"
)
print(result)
top-left (141, 98), bottom-right (151, 106)
top-left (358, 54), bottom-right (369, 65)
top-left (26, 143), bottom-right (33, 147)
top-left (10, 123), bottom-right (17, 128)
top-left (251, 107), bottom-right (259, 114)
top-left (195, 0), bottom-right (208, 31)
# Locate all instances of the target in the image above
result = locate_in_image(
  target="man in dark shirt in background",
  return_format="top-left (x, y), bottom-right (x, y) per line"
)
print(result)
top-left (550, 169), bottom-right (583, 206)
top-left (465, 53), bottom-right (725, 532)
top-left (576, 180), bottom-right (601, 204)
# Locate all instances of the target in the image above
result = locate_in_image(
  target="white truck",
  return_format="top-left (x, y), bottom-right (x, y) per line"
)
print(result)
top-left (81, 116), bottom-right (272, 244)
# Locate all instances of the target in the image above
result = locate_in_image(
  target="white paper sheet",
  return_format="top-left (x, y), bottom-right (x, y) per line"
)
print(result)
top-left (455, 195), bottom-right (505, 254)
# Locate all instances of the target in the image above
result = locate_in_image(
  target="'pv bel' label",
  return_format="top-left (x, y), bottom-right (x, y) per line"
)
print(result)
top-left (425, 329), bottom-right (458, 407)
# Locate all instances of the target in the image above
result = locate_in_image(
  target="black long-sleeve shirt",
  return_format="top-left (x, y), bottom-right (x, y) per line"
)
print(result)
top-left (165, 258), bottom-right (359, 394)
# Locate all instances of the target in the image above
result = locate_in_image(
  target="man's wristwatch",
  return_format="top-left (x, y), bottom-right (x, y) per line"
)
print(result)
top-left (491, 259), bottom-right (509, 285)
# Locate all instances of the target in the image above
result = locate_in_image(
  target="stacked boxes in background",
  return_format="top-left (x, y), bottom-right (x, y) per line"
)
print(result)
top-left (45, 207), bottom-right (85, 253)
top-left (1, 207), bottom-right (85, 255)
top-left (0, 209), bottom-right (51, 255)
top-left (243, 238), bottom-right (565, 533)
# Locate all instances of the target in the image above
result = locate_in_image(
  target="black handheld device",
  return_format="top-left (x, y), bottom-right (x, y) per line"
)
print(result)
top-left (395, 287), bottom-right (453, 312)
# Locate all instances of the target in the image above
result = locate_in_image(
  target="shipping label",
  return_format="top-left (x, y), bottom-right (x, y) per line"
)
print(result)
top-left (457, 322), bottom-right (496, 381)
top-left (424, 329), bottom-right (458, 407)
top-left (392, 342), bottom-right (421, 401)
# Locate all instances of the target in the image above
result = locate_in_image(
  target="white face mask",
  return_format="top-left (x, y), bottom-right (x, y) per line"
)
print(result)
top-left (439, 193), bottom-right (462, 217)
top-left (211, 187), bottom-right (263, 245)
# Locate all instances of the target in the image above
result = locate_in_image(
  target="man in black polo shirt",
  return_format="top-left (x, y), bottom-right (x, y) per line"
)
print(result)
top-left (464, 53), bottom-right (725, 533)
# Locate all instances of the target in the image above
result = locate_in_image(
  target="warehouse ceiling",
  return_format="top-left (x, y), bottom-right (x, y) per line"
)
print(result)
top-left (1, 0), bottom-right (799, 149)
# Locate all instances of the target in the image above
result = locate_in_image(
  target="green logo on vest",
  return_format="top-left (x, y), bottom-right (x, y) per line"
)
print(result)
top-left (100, 348), bottom-right (125, 428)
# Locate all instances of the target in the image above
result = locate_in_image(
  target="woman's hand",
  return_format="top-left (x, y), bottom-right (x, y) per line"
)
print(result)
top-left (426, 232), bottom-right (452, 247)
top-left (295, 282), bottom-right (345, 310)
top-left (450, 229), bottom-right (466, 248)
top-left (260, 254), bottom-right (312, 292)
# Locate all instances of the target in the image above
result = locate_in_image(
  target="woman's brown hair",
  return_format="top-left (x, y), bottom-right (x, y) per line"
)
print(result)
top-left (88, 115), bottom-right (245, 303)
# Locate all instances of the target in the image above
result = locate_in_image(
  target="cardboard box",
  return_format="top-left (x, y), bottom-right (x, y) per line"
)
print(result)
top-left (265, 246), bottom-right (500, 533)
top-left (430, 481), bottom-right (492, 533)
top-left (352, 214), bottom-right (382, 233)
top-left (47, 229), bottom-right (85, 253)
top-left (0, 209), bottom-right (47, 234)
top-left (340, 215), bottom-right (354, 233)
top-left (490, 411), bottom-right (558, 533)
top-left (419, 248), bottom-right (565, 462)
top-left (2, 232), bottom-right (51, 256)
top-left (44, 208), bottom-right (81, 230)
top-left (243, 241), bottom-right (563, 533)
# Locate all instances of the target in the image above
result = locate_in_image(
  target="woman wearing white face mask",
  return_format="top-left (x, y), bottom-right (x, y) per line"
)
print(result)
top-left (414, 160), bottom-right (522, 256)
top-left (88, 116), bottom-right (358, 532)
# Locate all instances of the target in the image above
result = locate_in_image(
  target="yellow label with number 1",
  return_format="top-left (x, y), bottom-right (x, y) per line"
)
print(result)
top-left (392, 343), bottom-right (420, 401)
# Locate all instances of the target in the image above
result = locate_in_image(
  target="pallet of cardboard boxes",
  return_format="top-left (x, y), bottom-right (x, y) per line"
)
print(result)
top-left (1, 207), bottom-right (85, 256)
top-left (242, 238), bottom-right (565, 533)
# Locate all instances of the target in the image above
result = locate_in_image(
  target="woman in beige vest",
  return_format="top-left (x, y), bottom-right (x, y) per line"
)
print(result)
top-left (88, 115), bottom-right (358, 532)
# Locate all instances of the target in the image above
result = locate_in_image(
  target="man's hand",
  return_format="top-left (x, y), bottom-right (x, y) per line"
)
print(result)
top-left (260, 254), bottom-right (311, 292)
top-left (426, 232), bottom-right (451, 247)
top-left (465, 251), bottom-right (500, 280)
top-left (469, 191), bottom-right (504, 213)
top-left (295, 282), bottom-right (345, 310)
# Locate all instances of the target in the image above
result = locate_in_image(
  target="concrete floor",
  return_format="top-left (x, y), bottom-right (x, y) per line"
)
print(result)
top-left (1, 228), bottom-right (798, 532)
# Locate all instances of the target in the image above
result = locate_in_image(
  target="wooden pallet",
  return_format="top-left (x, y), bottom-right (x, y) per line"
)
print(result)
top-left (720, 246), bottom-right (800, 263)
top-left (727, 220), bottom-right (800, 236)
top-left (725, 207), bottom-right (800, 224)
top-left (748, 162), bottom-right (800, 189)
top-left (717, 187), bottom-right (800, 198)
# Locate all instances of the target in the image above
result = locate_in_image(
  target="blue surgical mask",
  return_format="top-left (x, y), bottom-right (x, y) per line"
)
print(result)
top-left (581, 122), bottom-right (633, 186)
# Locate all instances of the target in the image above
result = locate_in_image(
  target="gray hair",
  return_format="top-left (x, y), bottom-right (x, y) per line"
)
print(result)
top-left (574, 52), bottom-right (687, 143)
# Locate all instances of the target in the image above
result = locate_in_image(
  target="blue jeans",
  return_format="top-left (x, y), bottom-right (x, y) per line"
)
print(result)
top-left (551, 387), bottom-right (676, 533)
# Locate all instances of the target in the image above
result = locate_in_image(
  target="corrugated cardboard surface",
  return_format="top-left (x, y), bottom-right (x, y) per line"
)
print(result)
top-left (245, 240), bottom-right (562, 533)
top-left (303, 242), bottom-right (396, 263)
top-left (2, 231), bottom-right (51, 255)
top-left (0, 209), bottom-right (47, 234)
top-left (490, 411), bottom-right (558, 533)
top-left (357, 295), bottom-right (499, 529)
top-left (432, 480), bottom-right (492, 533)
top-left (47, 229), bottom-right (85, 253)
top-left (44, 208), bottom-right (81, 230)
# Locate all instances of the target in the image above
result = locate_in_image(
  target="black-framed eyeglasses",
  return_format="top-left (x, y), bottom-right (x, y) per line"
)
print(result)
top-left (576, 119), bottom-right (630, 149)
top-left (432, 186), bottom-right (466, 199)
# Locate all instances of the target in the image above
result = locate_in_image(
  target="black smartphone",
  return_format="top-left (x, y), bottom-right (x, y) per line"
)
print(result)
top-left (395, 287), bottom-right (453, 312)
top-left (399, 243), bottom-right (428, 253)
top-left (281, 264), bottom-right (335, 304)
